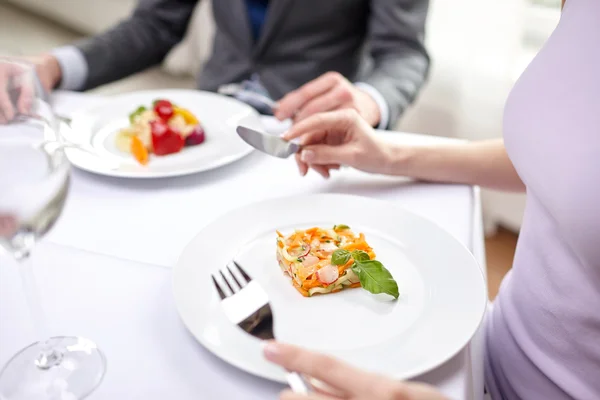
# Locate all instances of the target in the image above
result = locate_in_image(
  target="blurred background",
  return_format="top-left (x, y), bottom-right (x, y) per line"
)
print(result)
top-left (0, 0), bottom-right (561, 298)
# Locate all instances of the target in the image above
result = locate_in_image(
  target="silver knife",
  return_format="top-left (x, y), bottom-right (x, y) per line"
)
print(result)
top-left (236, 126), bottom-right (300, 159)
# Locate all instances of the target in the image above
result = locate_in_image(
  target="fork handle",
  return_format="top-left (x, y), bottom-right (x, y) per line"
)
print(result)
top-left (285, 371), bottom-right (311, 394)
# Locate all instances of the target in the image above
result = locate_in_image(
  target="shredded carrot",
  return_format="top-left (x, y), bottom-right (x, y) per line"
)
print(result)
top-left (344, 241), bottom-right (370, 252)
top-left (293, 281), bottom-right (310, 297)
top-left (306, 227), bottom-right (318, 235)
top-left (130, 136), bottom-right (149, 165)
top-left (277, 240), bottom-right (284, 249)
top-left (303, 279), bottom-right (324, 290)
top-left (350, 282), bottom-right (362, 288)
top-left (276, 230), bottom-right (283, 238)
top-left (337, 259), bottom-right (354, 275)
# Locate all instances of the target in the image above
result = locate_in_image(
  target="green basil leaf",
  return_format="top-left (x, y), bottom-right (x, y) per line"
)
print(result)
top-left (333, 224), bottom-right (350, 231)
top-left (129, 106), bottom-right (147, 124)
top-left (351, 250), bottom-right (370, 262)
top-left (331, 249), bottom-right (351, 266)
top-left (351, 260), bottom-right (399, 299)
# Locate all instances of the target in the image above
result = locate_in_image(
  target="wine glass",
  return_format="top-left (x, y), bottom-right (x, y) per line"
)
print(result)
top-left (0, 58), bottom-right (106, 399)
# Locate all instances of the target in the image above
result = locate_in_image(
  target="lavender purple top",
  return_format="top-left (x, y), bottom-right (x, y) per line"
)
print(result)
top-left (485, 1), bottom-right (600, 398)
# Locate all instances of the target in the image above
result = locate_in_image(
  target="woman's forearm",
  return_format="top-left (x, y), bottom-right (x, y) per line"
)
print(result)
top-left (385, 138), bottom-right (525, 191)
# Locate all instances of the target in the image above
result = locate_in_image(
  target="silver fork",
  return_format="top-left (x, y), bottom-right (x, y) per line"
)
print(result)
top-left (211, 261), bottom-right (311, 394)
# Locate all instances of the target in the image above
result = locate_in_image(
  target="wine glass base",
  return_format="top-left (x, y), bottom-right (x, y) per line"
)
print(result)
top-left (0, 336), bottom-right (105, 400)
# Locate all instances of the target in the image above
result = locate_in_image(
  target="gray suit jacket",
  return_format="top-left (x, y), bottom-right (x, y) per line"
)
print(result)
top-left (75, 0), bottom-right (430, 128)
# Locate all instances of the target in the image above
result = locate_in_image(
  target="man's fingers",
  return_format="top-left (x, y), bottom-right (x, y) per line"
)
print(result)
top-left (0, 88), bottom-right (15, 124)
top-left (276, 72), bottom-right (343, 120)
top-left (264, 342), bottom-right (369, 394)
top-left (17, 80), bottom-right (35, 115)
top-left (282, 109), bottom-right (359, 141)
top-left (294, 85), bottom-right (351, 122)
top-left (0, 214), bottom-right (18, 237)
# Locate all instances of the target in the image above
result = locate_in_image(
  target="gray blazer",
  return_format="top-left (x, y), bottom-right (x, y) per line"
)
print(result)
top-left (75, 0), bottom-right (430, 128)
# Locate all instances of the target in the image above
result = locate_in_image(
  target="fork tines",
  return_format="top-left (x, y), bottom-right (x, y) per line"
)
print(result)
top-left (211, 261), bottom-right (253, 299)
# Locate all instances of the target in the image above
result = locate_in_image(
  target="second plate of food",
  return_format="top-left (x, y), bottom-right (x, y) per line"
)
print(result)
top-left (173, 194), bottom-right (487, 382)
top-left (62, 90), bottom-right (261, 178)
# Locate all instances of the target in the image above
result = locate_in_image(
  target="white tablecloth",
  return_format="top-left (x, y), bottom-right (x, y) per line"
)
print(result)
top-left (0, 92), bottom-right (487, 400)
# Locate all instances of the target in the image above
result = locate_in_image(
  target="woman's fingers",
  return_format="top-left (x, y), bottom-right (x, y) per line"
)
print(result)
top-left (264, 342), bottom-right (370, 395)
top-left (279, 389), bottom-right (339, 400)
top-left (295, 153), bottom-right (309, 176)
top-left (300, 144), bottom-right (352, 167)
top-left (311, 164), bottom-right (331, 179)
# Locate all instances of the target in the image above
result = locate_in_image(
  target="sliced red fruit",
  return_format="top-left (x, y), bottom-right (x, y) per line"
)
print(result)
top-left (153, 99), bottom-right (174, 121)
top-left (185, 125), bottom-right (206, 146)
top-left (150, 120), bottom-right (184, 156)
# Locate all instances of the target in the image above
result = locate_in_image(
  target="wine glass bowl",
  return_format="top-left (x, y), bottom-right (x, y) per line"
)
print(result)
top-left (0, 57), bottom-right (105, 399)
top-left (0, 140), bottom-right (69, 258)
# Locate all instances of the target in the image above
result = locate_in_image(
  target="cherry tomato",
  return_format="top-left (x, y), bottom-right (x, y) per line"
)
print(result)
top-left (153, 99), bottom-right (174, 121)
top-left (150, 120), bottom-right (184, 155)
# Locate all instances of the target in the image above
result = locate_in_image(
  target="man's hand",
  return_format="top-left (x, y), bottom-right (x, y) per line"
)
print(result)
top-left (0, 214), bottom-right (17, 238)
top-left (26, 54), bottom-right (62, 93)
top-left (0, 55), bottom-right (60, 123)
top-left (275, 72), bottom-right (381, 127)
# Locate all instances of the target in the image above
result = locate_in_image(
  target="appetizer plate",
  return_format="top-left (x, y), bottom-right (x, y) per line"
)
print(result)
top-left (173, 194), bottom-right (487, 382)
top-left (63, 90), bottom-right (261, 178)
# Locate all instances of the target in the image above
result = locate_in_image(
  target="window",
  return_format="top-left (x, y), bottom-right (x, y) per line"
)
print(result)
top-left (512, 0), bottom-right (561, 81)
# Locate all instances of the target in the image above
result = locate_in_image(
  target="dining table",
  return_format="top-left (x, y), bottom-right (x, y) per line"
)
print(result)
top-left (0, 91), bottom-right (487, 400)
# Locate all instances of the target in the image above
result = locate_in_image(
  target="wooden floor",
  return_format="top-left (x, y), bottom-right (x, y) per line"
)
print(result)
top-left (485, 227), bottom-right (518, 300)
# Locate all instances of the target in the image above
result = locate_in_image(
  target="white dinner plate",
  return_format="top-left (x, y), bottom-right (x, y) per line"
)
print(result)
top-left (62, 90), bottom-right (261, 178)
top-left (173, 194), bottom-right (487, 382)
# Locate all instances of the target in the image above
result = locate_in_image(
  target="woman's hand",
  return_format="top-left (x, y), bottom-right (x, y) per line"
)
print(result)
top-left (282, 109), bottom-right (394, 178)
top-left (264, 341), bottom-right (448, 400)
top-left (282, 110), bottom-right (525, 191)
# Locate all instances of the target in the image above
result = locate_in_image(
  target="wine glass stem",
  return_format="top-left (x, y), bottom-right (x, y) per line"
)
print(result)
top-left (16, 253), bottom-right (63, 370)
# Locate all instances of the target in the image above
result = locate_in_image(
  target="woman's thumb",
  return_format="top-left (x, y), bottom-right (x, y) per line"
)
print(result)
top-left (299, 144), bottom-right (349, 165)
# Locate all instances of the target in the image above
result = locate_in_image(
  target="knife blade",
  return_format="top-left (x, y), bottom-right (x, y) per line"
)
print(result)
top-left (236, 126), bottom-right (300, 159)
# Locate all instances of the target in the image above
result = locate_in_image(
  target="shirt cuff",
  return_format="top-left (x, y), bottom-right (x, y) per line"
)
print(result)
top-left (51, 46), bottom-right (88, 91)
top-left (355, 82), bottom-right (390, 129)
